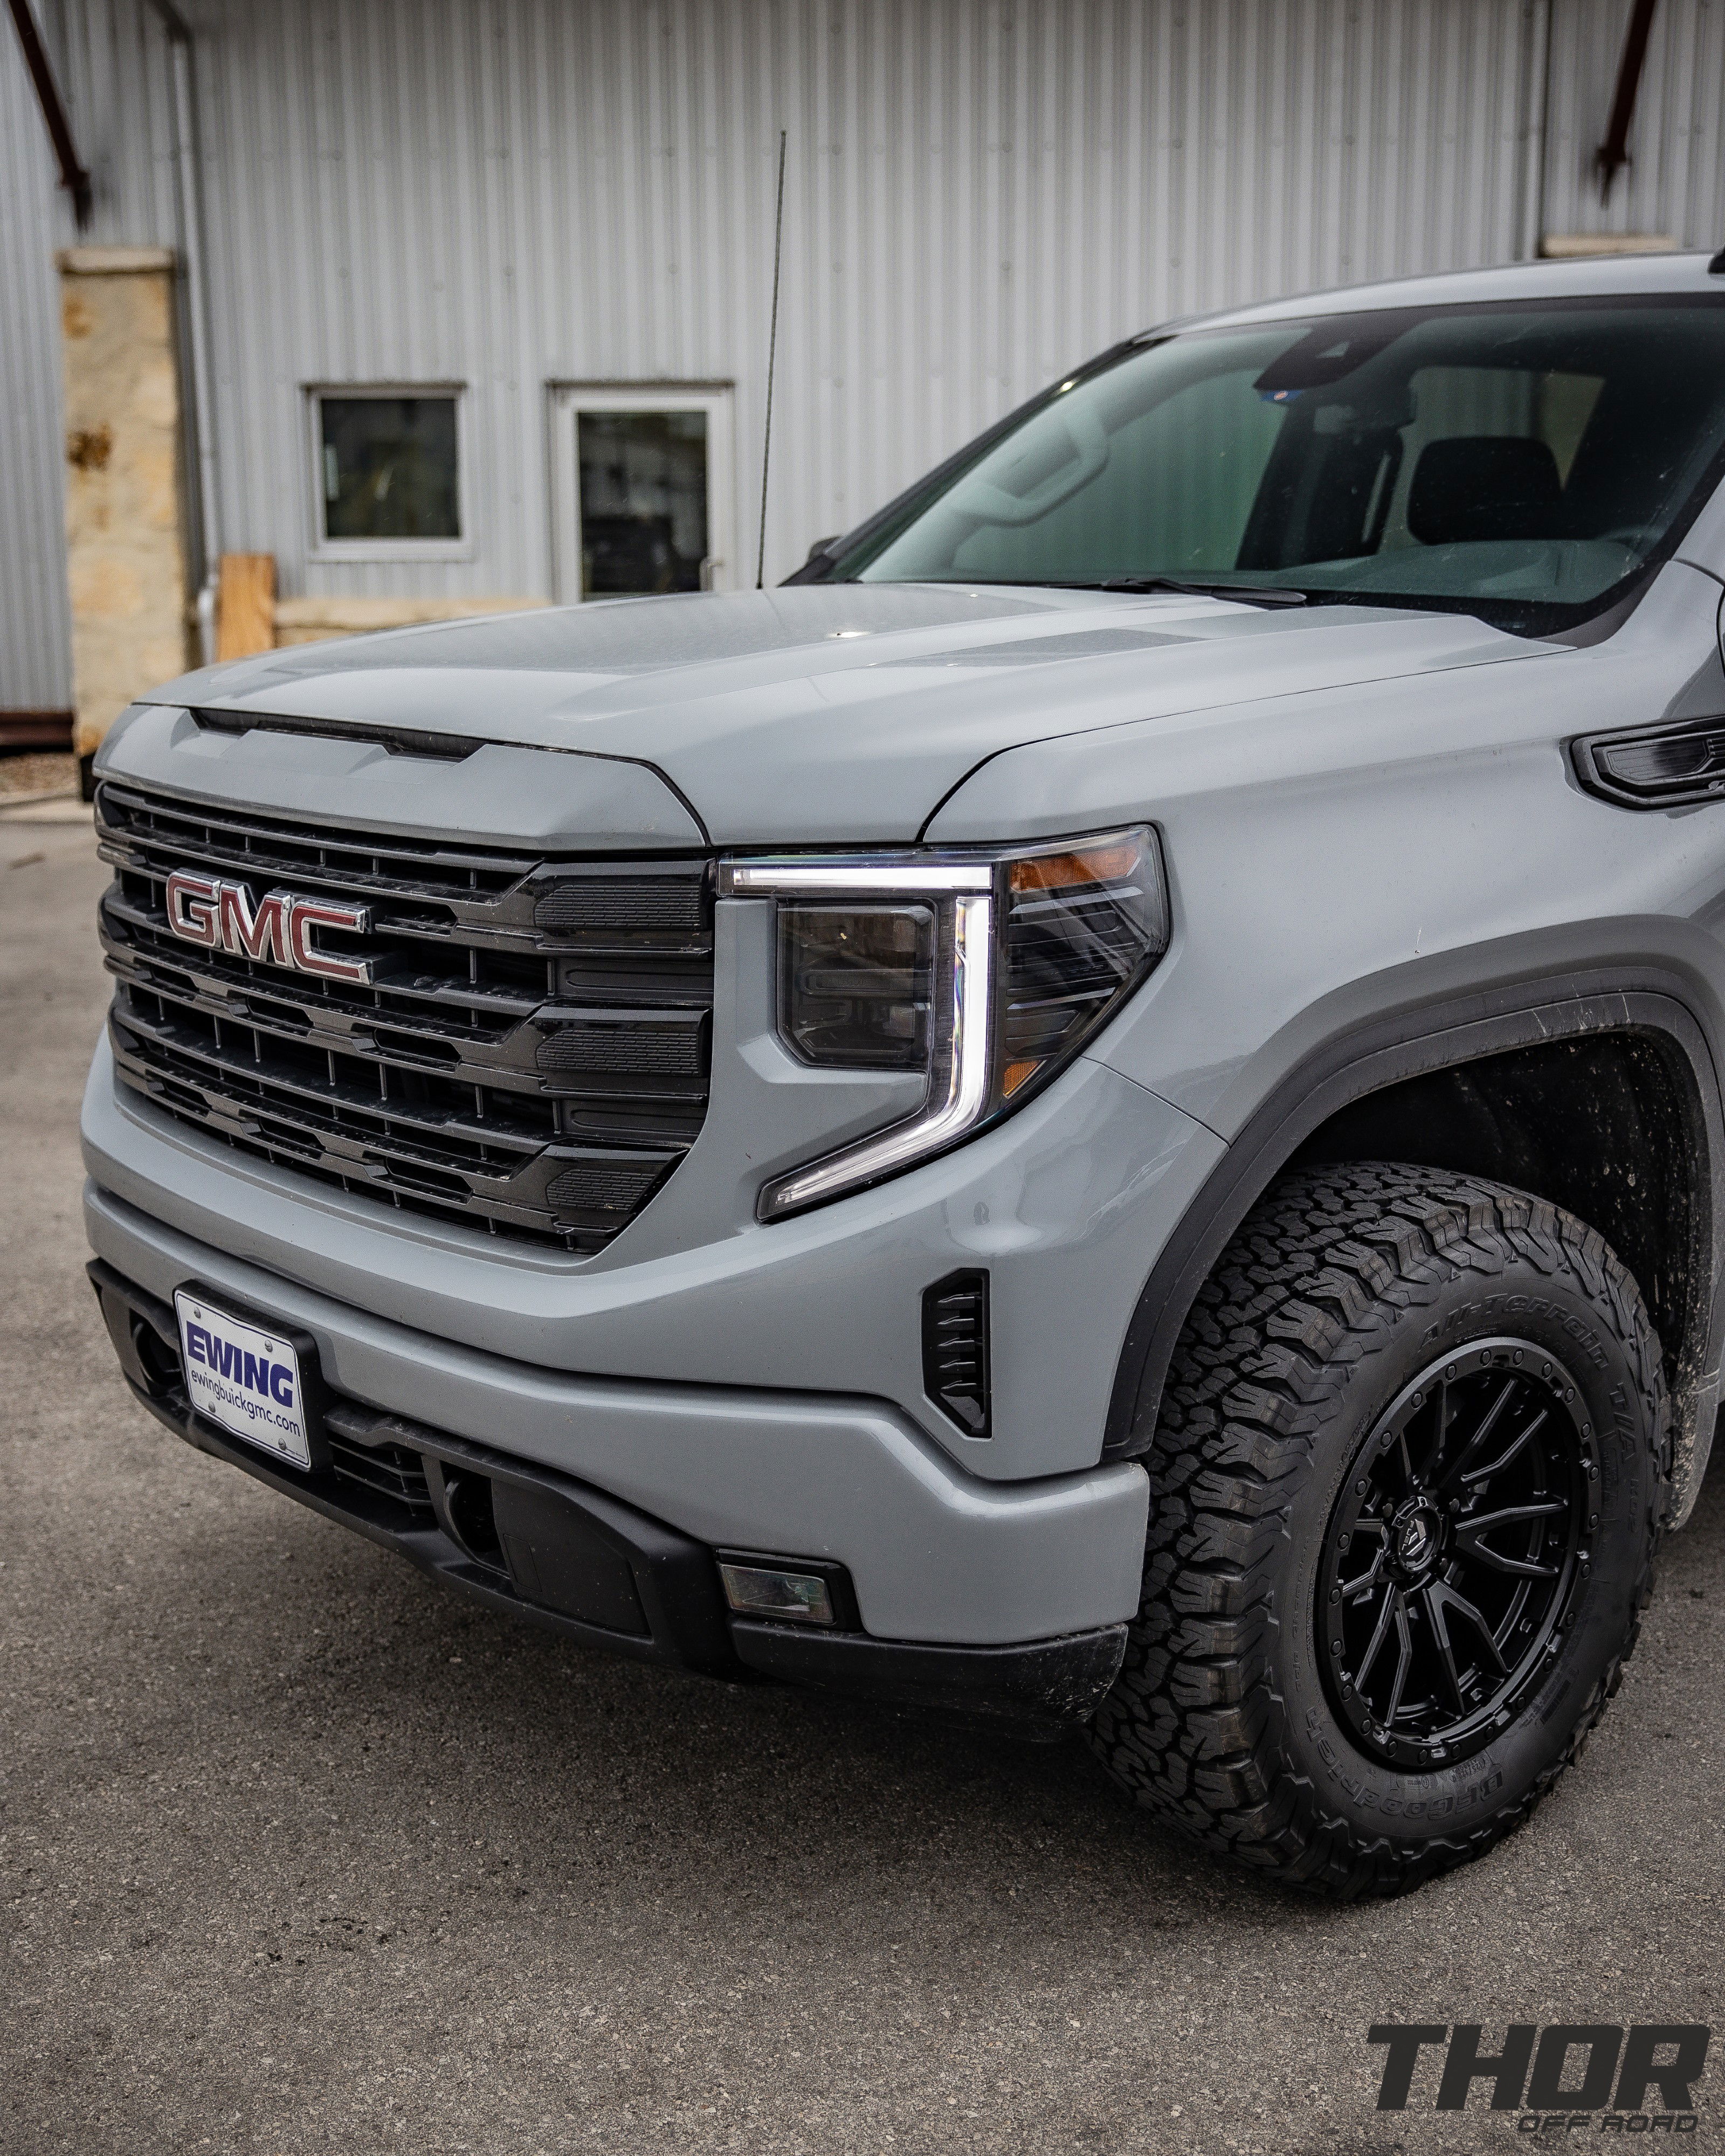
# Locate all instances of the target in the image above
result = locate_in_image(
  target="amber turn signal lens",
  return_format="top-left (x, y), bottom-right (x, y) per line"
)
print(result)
top-left (994, 825), bottom-right (1167, 1115)
top-left (1009, 837), bottom-right (1144, 894)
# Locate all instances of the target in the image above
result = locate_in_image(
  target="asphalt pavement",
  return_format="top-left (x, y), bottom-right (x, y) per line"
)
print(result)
top-left (3, 802), bottom-right (1721, 2155)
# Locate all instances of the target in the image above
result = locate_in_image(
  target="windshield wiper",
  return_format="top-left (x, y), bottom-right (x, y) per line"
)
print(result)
top-left (894, 574), bottom-right (1322, 608)
top-left (1052, 576), bottom-right (1310, 609)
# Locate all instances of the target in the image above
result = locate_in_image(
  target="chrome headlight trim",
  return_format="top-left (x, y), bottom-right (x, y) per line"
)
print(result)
top-left (761, 888), bottom-right (993, 1218)
top-left (718, 856), bottom-right (997, 1220)
top-left (721, 857), bottom-right (993, 896)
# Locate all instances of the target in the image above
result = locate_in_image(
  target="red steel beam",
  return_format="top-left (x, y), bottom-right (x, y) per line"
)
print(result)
top-left (1595, 0), bottom-right (1661, 204)
top-left (5, 0), bottom-right (92, 226)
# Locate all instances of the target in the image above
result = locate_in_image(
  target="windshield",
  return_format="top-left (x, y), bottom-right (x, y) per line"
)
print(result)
top-left (834, 296), bottom-right (1725, 635)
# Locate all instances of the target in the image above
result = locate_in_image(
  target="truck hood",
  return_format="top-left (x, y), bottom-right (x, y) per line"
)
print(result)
top-left (147, 584), bottom-right (1547, 844)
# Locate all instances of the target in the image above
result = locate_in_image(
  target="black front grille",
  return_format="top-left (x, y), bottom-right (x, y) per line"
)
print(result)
top-left (535, 879), bottom-right (706, 933)
top-left (97, 772), bottom-right (715, 1253)
top-left (327, 1432), bottom-right (436, 1523)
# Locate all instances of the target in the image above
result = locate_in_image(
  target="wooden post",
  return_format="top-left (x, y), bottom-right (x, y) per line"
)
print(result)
top-left (216, 552), bottom-right (277, 660)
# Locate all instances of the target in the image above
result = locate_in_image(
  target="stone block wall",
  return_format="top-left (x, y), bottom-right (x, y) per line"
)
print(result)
top-left (58, 247), bottom-right (195, 758)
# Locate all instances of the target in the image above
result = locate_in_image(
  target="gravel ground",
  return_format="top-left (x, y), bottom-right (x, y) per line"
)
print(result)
top-left (0, 751), bottom-right (77, 799)
top-left (3, 809), bottom-right (1721, 2155)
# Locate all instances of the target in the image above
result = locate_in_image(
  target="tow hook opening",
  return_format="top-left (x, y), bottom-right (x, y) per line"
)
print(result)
top-left (130, 1315), bottom-right (182, 1393)
top-left (440, 1468), bottom-right (505, 1571)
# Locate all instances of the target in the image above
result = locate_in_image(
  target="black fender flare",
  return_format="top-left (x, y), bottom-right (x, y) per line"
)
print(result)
top-left (1103, 970), bottom-right (1725, 1522)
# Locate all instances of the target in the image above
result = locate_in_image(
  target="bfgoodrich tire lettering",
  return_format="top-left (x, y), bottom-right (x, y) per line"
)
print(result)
top-left (1088, 1162), bottom-right (1666, 1897)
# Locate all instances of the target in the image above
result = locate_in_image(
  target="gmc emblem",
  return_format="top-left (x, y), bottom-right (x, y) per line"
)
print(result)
top-left (164, 870), bottom-right (374, 986)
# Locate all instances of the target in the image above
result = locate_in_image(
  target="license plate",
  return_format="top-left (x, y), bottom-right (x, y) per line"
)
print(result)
top-left (174, 1290), bottom-right (312, 1471)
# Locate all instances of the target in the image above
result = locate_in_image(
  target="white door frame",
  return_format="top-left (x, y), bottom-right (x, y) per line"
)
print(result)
top-left (547, 382), bottom-right (737, 603)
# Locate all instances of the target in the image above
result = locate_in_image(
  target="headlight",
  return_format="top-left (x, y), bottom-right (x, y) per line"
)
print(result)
top-left (719, 826), bottom-right (1168, 1219)
top-left (778, 903), bottom-right (935, 1068)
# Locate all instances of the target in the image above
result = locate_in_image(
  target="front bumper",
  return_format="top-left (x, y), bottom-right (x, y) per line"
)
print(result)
top-left (85, 1192), bottom-right (1148, 1731)
top-left (81, 938), bottom-right (1225, 1483)
top-left (88, 1257), bottom-right (1128, 1735)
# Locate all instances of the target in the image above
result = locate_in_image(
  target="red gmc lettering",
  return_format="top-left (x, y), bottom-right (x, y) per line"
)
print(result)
top-left (163, 873), bottom-right (371, 983)
top-left (218, 884), bottom-right (292, 965)
top-left (286, 897), bottom-right (373, 985)
top-left (164, 870), bottom-right (220, 948)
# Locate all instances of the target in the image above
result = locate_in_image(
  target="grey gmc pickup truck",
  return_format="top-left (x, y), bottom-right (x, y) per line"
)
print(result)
top-left (84, 251), bottom-right (1725, 1896)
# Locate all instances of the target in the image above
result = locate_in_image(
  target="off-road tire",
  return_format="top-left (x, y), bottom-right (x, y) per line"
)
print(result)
top-left (1088, 1162), bottom-right (1667, 1897)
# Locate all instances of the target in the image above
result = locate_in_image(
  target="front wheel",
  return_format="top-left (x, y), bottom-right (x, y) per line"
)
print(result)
top-left (1088, 1162), bottom-right (1667, 1898)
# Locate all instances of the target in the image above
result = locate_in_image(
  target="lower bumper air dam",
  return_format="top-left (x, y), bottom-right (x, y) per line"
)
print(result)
top-left (87, 1259), bottom-right (1126, 1738)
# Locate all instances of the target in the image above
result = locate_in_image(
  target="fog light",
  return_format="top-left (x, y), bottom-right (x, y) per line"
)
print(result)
top-left (718, 1561), bottom-right (838, 1625)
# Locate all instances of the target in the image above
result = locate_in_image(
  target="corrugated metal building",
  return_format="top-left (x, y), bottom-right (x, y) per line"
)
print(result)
top-left (2, 26), bottom-right (78, 711)
top-left (4, 0), bottom-right (1724, 720)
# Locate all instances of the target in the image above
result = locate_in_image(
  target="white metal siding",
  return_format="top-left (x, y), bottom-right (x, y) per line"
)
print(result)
top-left (12, 0), bottom-right (1725, 626)
top-left (0, 27), bottom-right (74, 708)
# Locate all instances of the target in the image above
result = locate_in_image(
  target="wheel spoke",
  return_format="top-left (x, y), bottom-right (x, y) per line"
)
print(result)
top-left (1454, 1498), bottom-right (1565, 1579)
top-left (1419, 1377), bottom-right (1451, 1484)
top-left (1460, 1407), bottom-right (1547, 1491)
top-left (1341, 1549), bottom-right (1386, 1601)
top-left (1453, 1545), bottom-right (1561, 1580)
top-left (1419, 1581), bottom-right (1468, 1712)
top-left (1439, 1377), bottom-right (1517, 1492)
top-left (1462, 1499), bottom-right (1567, 1532)
top-left (1356, 1583), bottom-right (1398, 1688)
top-left (1425, 1576), bottom-right (1508, 1677)
top-left (1384, 1592), bottom-right (1416, 1726)
top-left (1459, 1547), bottom-right (1560, 1579)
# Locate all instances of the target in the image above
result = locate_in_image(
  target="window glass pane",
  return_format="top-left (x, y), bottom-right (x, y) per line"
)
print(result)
top-left (846, 301), bottom-right (1725, 637)
top-left (320, 396), bottom-right (459, 542)
top-left (939, 345), bottom-right (1291, 585)
top-left (578, 411), bottom-right (709, 597)
top-left (1370, 367), bottom-right (1606, 556)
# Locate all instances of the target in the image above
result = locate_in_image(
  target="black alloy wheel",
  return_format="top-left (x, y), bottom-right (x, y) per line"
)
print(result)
top-left (1320, 1339), bottom-right (1592, 1771)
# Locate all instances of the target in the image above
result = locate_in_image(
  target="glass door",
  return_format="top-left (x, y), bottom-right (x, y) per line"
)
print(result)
top-left (549, 386), bottom-right (735, 602)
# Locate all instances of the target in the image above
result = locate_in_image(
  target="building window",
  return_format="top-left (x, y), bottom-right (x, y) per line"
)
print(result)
top-left (549, 386), bottom-right (735, 600)
top-left (307, 386), bottom-right (469, 559)
top-left (577, 410), bottom-right (709, 596)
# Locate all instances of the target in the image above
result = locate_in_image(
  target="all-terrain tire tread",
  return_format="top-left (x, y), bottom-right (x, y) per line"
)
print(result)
top-left (1088, 1160), bottom-right (1666, 1898)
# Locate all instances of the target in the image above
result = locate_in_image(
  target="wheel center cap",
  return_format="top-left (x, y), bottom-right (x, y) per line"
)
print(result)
top-left (1391, 1501), bottom-right (1441, 1577)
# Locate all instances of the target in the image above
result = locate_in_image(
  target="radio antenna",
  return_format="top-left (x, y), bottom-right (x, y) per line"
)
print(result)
top-left (755, 128), bottom-right (788, 588)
